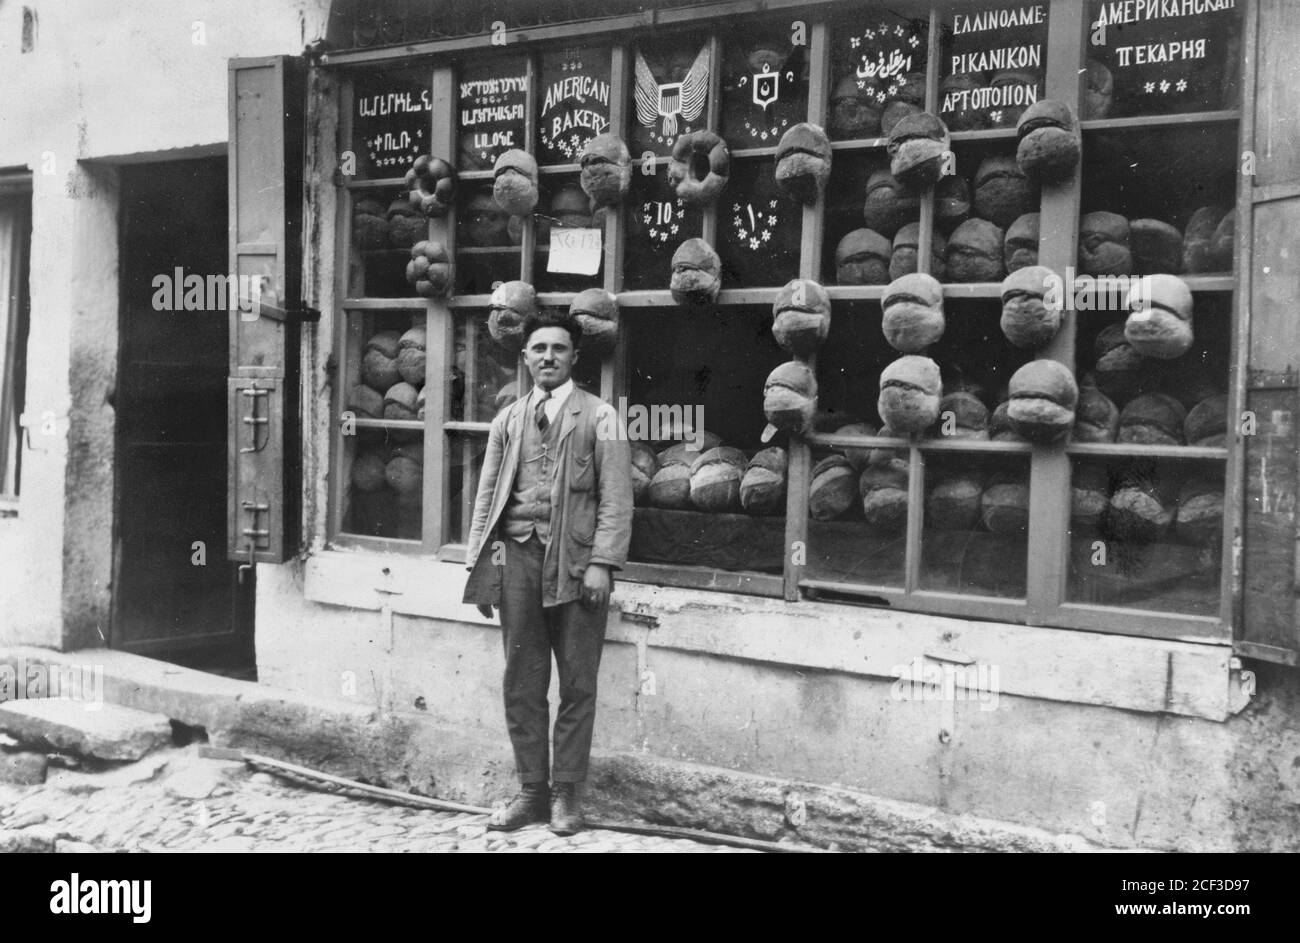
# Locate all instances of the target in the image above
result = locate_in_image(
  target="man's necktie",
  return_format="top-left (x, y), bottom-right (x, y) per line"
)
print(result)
top-left (535, 389), bottom-right (551, 432)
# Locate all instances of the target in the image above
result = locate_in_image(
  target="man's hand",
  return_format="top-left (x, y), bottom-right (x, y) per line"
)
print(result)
top-left (580, 563), bottom-right (611, 612)
top-left (477, 604), bottom-right (495, 620)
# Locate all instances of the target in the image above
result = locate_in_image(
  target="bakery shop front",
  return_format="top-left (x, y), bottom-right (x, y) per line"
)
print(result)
top-left (232, 0), bottom-right (1300, 849)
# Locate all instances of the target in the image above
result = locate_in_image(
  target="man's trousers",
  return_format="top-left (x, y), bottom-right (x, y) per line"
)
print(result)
top-left (498, 533), bottom-right (608, 784)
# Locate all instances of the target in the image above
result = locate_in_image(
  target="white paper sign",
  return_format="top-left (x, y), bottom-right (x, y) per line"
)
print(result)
top-left (547, 227), bottom-right (602, 276)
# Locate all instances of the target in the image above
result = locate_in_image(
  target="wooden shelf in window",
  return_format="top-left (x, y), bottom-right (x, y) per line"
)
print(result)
top-left (949, 128), bottom-right (1019, 144)
top-left (1066, 442), bottom-right (1228, 460)
top-left (539, 163), bottom-right (581, 175)
top-left (1080, 109), bottom-right (1240, 133)
top-left (343, 177), bottom-right (407, 190)
top-left (458, 170), bottom-right (494, 182)
top-left (730, 146), bottom-right (778, 160)
top-left (343, 297), bottom-right (429, 309)
top-left (456, 246), bottom-right (520, 255)
top-left (809, 432), bottom-right (1032, 454)
top-left (350, 418), bottom-right (424, 432)
top-left (830, 137), bottom-right (887, 153)
top-left (443, 421), bottom-right (491, 434)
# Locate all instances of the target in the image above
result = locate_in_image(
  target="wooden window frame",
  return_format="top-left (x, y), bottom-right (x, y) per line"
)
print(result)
top-left (322, 0), bottom-right (1254, 643)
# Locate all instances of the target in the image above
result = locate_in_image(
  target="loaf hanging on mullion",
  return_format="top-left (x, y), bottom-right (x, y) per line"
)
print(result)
top-left (771, 279), bottom-right (831, 356)
top-left (762, 360), bottom-right (818, 442)
top-left (405, 155), bottom-right (457, 218)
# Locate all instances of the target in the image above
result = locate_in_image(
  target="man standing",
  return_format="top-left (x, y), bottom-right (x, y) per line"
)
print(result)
top-left (463, 310), bottom-right (633, 835)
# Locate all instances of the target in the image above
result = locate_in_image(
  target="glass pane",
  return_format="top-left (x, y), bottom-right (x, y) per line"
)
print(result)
top-left (827, 9), bottom-right (930, 140)
top-left (533, 173), bottom-right (605, 293)
top-left (453, 311), bottom-right (518, 424)
top-left (1080, 128), bottom-right (1236, 276)
top-left (456, 54), bottom-right (529, 171)
top-left (628, 33), bottom-right (713, 157)
top-left (536, 45), bottom-right (612, 165)
top-left (719, 21), bottom-right (809, 145)
top-left (350, 66), bottom-right (432, 180)
top-left (625, 305), bottom-right (787, 574)
top-left (939, 3), bottom-right (1051, 131)
top-left (1067, 456), bottom-right (1224, 616)
top-left (717, 159), bottom-right (802, 288)
top-left (349, 186), bottom-right (426, 298)
top-left (1085, 0), bottom-right (1242, 119)
top-left (920, 452), bottom-right (1029, 598)
top-left (446, 432), bottom-right (488, 545)
top-left (624, 165), bottom-right (705, 291)
top-left (342, 431), bottom-right (424, 541)
top-left (455, 182), bottom-right (520, 295)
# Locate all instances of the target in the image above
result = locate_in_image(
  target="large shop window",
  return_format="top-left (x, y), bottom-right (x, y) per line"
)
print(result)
top-left (0, 175), bottom-right (32, 504)
top-left (328, 0), bottom-right (1246, 640)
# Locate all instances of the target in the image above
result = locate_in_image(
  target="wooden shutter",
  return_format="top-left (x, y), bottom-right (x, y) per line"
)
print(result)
top-left (226, 56), bottom-right (306, 565)
top-left (1237, 0), bottom-right (1300, 665)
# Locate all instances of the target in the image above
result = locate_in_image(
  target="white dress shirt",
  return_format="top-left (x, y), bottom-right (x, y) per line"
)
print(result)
top-left (530, 378), bottom-right (573, 427)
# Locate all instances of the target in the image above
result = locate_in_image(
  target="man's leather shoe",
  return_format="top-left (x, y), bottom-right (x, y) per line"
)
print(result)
top-left (487, 783), bottom-right (549, 831)
top-left (549, 781), bottom-right (584, 835)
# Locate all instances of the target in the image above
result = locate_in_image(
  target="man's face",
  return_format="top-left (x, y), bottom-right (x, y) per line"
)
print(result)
top-left (522, 326), bottom-right (578, 391)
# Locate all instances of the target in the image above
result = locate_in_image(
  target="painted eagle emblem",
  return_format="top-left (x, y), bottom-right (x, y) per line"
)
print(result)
top-left (634, 45), bottom-right (711, 139)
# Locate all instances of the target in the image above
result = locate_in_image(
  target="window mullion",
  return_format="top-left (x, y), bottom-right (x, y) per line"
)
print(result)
top-left (602, 44), bottom-right (629, 404)
top-left (426, 63), bottom-right (457, 553)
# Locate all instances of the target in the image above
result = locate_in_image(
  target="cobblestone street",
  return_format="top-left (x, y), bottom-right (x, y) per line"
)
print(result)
top-left (0, 746), bottom-right (757, 853)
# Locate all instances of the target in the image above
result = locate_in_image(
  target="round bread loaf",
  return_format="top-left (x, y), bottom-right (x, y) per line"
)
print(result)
top-left (878, 355), bottom-right (942, 433)
top-left (648, 457), bottom-right (693, 510)
top-left (488, 280), bottom-right (539, 352)
top-left (383, 381), bottom-right (420, 421)
top-left (493, 149), bottom-right (539, 216)
top-left (764, 361), bottom-right (818, 437)
top-left (1003, 213), bottom-right (1040, 272)
top-left (835, 228), bottom-right (892, 285)
top-left (1015, 100), bottom-right (1080, 182)
top-left (932, 392), bottom-right (989, 440)
top-left (384, 444), bottom-right (424, 498)
top-left (1082, 59), bottom-right (1114, 119)
top-left (396, 325), bottom-right (427, 385)
top-left (859, 459), bottom-right (910, 531)
top-left (1007, 360), bottom-right (1078, 443)
top-left (988, 70), bottom-right (1040, 126)
top-left (881, 73), bottom-right (926, 134)
top-left (1071, 463), bottom-right (1110, 536)
top-left (973, 155), bottom-right (1038, 229)
top-left (1185, 393), bottom-right (1229, 447)
top-left (1000, 265), bottom-right (1061, 349)
top-left (988, 402), bottom-right (1027, 442)
top-left (1209, 213), bottom-right (1234, 271)
top-left (1078, 211), bottom-right (1132, 277)
top-left (1118, 393), bottom-right (1187, 446)
top-left (406, 240), bottom-right (453, 299)
top-left (351, 448), bottom-right (388, 493)
top-left (935, 174), bottom-right (971, 234)
top-left (882, 272), bottom-right (945, 353)
top-left (1073, 385), bottom-right (1119, 442)
top-left (776, 123), bottom-right (833, 205)
top-left (829, 74), bottom-right (883, 139)
top-left (862, 168), bottom-right (919, 239)
top-left (570, 288), bottom-right (619, 356)
top-left (630, 441), bottom-right (659, 507)
top-left (866, 424), bottom-right (905, 467)
top-left (1108, 468), bottom-right (1176, 542)
top-left (889, 223), bottom-right (946, 282)
top-left (462, 189), bottom-right (510, 247)
top-left (689, 446), bottom-right (747, 512)
top-left (361, 330), bottom-right (403, 391)
top-left (810, 454), bottom-right (858, 521)
top-left (670, 238), bottom-right (723, 305)
top-left (406, 154), bottom-right (457, 219)
top-left (1182, 206), bottom-right (1228, 274)
top-left (946, 219), bottom-right (1006, 283)
top-left (1176, 477), bottom-right (1224, 546)
top-left (386, 197), bottom-right (426, 249)
top-left (353, 197), bottom-right (389, 250)
top-left (835, 422), bottom-right (878, 472)
top-left (887, 112), bottom-right (950, 190)
top-left (940, 74), bottom-right (989, 131)
top-left (981, 473), bottom-right (1030, 535)
top-left (927, 473), bottom-right (983, 530)
top-left (772, 279), bottom-right (832, 356)
top-left (1092, 324), bottom-right (1152, 406)
top-left (348, 383), bottom-right (385, 419)
top-left (741, 446), bottom-right (788, 515)
top-left (1129, 219), bottom-right (1183, 275)
top-left (579, 133), bottom-right (632, 209)
top-left (1125, 274), bottom-right (1194, 360)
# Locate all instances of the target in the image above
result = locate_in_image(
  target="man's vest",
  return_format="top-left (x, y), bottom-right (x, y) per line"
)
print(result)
top-left (499, 397), bottom-right (564, 544)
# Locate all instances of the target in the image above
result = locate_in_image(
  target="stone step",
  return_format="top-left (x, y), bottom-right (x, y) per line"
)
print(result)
top-left (0, 699), bottom-right (172, 762)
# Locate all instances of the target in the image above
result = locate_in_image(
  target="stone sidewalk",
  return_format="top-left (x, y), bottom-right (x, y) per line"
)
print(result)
top-left (0, 746), bottom-right (758, 853)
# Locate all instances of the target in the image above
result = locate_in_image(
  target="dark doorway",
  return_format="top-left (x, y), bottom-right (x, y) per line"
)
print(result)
top-left (113, 157), bottom-right (255, 677)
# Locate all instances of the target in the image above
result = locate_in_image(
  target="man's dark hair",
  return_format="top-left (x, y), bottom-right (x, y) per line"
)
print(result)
top-left (521, 308), bottom-right (583, 349)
